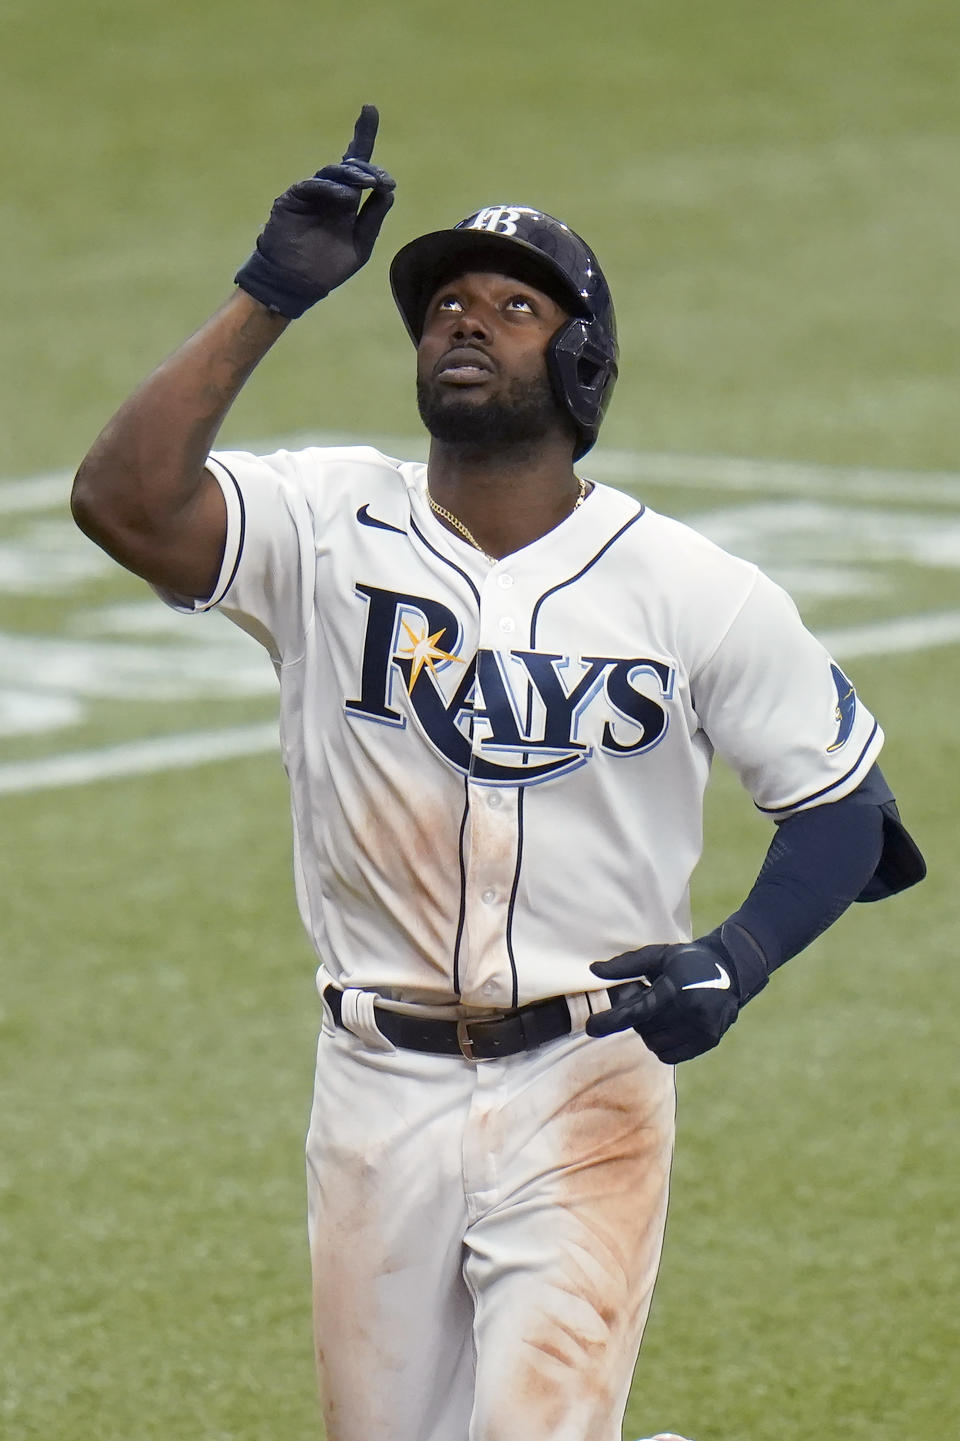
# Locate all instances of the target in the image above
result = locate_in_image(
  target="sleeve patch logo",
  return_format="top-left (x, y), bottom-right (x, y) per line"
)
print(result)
top-left (826, 663), bottom-right (857, 753)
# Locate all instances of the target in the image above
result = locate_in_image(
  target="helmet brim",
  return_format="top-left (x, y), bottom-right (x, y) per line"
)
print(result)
top-left (389, 228), bottom-right (591, 344)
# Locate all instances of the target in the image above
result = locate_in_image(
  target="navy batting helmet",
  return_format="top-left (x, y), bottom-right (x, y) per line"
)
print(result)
top-left (389, 205), bottom-right (618, 460)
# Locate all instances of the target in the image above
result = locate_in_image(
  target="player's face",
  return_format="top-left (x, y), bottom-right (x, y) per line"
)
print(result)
top-left (415, 270), bottom-right (573, 450)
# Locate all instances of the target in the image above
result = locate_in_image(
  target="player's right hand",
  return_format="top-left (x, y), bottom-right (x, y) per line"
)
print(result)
top-left (235, 105), bottom-right (396, 318)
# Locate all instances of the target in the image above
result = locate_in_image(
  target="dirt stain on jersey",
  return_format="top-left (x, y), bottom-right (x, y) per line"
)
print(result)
top-left (462, 784), bottom-right (518, 874)
top-left (350, 782), bottom-right (466, 981)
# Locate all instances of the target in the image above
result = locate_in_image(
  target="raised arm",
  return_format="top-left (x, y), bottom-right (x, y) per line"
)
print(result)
top-left (71, 105), bottom-right (395, 600)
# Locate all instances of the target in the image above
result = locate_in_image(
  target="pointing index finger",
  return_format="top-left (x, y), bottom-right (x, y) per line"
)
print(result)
top-left (343, 104), bottom-right (379, 164)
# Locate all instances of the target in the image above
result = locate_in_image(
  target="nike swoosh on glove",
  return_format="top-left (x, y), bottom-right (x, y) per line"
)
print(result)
top-left (586, 924), bottom-right (768, 1064)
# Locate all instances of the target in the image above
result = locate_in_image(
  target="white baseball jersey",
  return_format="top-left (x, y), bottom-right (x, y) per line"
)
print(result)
top-left (165, 444), bottom-right (883, 1010)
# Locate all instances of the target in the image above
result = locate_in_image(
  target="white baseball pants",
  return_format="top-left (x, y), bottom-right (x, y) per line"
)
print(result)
top-left (305, 1005), bottom-right (675, 1441)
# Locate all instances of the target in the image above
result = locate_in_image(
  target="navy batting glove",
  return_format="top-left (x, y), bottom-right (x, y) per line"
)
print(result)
top-left (586, 924), bottom-right (769, 1064)
top-left (235, 104), bottom-right (396, 319)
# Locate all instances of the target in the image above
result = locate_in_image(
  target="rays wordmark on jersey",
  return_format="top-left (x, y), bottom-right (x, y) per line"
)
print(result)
top-left (345, 586), bottom-right (677, 785)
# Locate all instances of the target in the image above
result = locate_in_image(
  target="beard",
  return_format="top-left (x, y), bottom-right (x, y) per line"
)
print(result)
top-left (416, 371), bottom-right (572, 454)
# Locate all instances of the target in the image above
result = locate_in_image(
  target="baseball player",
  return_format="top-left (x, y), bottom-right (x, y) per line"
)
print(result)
top-left (71, 106), bottom-right (925, 1441)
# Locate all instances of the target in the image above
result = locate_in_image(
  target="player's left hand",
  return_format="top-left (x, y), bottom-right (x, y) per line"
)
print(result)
top-left (587, 936), bottom-right (745, 1063)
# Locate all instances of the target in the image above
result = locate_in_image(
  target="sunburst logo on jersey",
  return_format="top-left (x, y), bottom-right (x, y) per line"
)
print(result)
top-left (397, 620), bottom-right (464, 694)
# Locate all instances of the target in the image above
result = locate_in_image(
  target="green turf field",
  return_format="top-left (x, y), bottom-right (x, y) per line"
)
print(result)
top-left (2, 2), bottom-right (958, 1438)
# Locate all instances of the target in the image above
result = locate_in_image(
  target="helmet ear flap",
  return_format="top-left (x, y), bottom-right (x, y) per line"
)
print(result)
top-left (547, 319), bottom-right (619, 459)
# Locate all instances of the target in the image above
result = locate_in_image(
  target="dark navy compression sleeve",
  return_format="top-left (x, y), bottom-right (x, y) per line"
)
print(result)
top-left (711, 764), bottom-right (924, 984)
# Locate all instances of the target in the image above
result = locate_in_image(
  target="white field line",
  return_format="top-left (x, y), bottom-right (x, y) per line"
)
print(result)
top-left (590, 450), bottom-right (960, 504)
top-left (820, 610), bottom-right (960, 658)
top-left (1, 610), bottom-right (959, 797)
top-left (0, 473), bottom-right (73, 515)
top-left (5, 439), bottom-right (960, 513)
top-left (0, 724), bottom-right (278, 796)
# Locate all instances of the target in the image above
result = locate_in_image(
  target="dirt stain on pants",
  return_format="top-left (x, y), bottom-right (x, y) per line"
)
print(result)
top-left (306, 1020), bottom-right (675, 1441)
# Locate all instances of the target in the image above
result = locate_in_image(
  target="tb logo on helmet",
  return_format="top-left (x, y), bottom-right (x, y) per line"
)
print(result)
top-left (461, 206), bottom-right (544, 236)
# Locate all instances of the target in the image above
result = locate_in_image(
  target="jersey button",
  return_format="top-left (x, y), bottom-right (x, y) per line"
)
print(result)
top-left (497, 573), bottom-right (514, 590)
top-left (498, 616), bottom-right (516, 633)
top-left (481, 888), bottom-right (496, 904)
top-left (487, 792), bottom-right (502, 809)
top-left (482, 980), bottom-right (497, 997)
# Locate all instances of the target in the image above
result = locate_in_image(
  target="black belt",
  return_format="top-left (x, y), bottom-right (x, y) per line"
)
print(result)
top-left (324, 985), bottom-right (573, 1060)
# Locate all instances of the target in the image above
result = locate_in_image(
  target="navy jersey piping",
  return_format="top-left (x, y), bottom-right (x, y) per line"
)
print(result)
top-left (529, 508), bottom-right (646, 645)
top-left (213, 462), bottom-right (246, 604)
top-left (409, 517), bottom-right (480, 995)
top-left (410, 517), bottom-right (483, 607)
top-left (504, 603), bottom-right (541, 999)
top-left (502, 506), bottom-right (646, 995)
top-left (505, 786), bottom-right (525, 1008)
top-left (452, 778), bottom-right (470, 998)
top-left (756, 721), bottom-right (880, 814)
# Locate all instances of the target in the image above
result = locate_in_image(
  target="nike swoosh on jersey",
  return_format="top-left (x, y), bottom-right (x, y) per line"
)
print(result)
top-left (681, 963), bottom-right (731, 991)
top-left (357, 504), bottom-right (405, 535)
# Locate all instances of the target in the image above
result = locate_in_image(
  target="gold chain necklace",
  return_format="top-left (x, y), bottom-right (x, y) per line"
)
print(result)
top-left (426, 477), bottom-right (588, 564)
